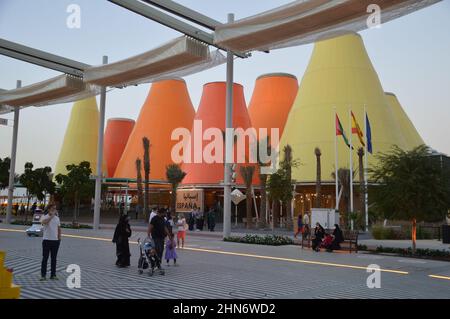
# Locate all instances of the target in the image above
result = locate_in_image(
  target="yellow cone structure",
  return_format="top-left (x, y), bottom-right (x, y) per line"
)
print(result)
top-left (0, 251), bottom-right (20, 299)
top-left (385, 92), bottom-right (424, 150)
top-left (55, 97), bottom-right (106, 176)
top-left (279, 33), bottom-right (407, 182)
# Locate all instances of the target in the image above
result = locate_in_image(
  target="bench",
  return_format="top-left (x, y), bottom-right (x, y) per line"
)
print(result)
top-left (301, 229), bottom-right (359, 253)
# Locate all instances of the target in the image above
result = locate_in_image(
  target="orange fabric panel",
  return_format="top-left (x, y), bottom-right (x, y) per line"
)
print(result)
top-left (114, 79), bottom-right (195, 180)
top-left (104, 118), bottom-right (135, 177)
top-left (248, 73), bottom-right (298, 145)
top-left (182, 82), bottom-right (259, 186)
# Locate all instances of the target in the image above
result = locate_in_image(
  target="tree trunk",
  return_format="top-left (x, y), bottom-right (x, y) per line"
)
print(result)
top-left (285, 198), bottom-right (293, 231)
top-left (73, 192), bottom-right (78, 226)
top-left (315, 155), bottom-right (321, 208)
top-left (412, 218), bottom-right (417, 254)
top-left (273, 200), bottom-right (280, 228)
top-left (25, 196), bottom-right (31, 222)
top-left (246, 189), bottom-right (252, 229)
top-left (258, 175), bottom-right (267, 229)
top-left (171, 187), bottom-right (177, 214)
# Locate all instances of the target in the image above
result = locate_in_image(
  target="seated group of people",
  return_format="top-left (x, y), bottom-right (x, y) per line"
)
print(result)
top-left (311, 223), bottom-right (344, 252)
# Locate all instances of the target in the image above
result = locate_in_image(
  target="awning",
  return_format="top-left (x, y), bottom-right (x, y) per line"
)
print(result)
top-left (0, 74), bottom-right (97, 108)
top-left (214, 0), bottom-right (441, 52)
top-left (84, 36), bottom-right (218, 87)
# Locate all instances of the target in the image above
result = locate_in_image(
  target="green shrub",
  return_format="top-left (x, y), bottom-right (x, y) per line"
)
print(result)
top-left (60, 223), bottom-right (93, 229)
top-left (374, 246), bottom-right (450, 259)
top-left (224, 234), bottom-right (293, 246)
top-left (11, 220), bottom-right (32, 226)
top-left (371, 225), bottom-right (407, 239)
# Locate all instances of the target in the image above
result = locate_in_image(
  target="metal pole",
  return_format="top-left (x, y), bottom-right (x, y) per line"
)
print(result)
top-left (349, 108), bottom-right (354, 230)
top-left (93, 55), bottom-right (108, 230)
top-left (334, 107), bottom-right (339, 211)
top-left (5, 80), bottom-right (21, 224)
top-left (223, 13), bottom-right (234, 239)
top-left (364, 104), bottom-right (369, 232)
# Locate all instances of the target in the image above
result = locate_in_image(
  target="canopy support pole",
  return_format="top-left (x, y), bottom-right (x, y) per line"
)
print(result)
top-left (223, 13), bottom-right (234, 239)
top-left (93, 56), bottom-right (108, 230)
top-left (5, 80), bottom-right (21, 224)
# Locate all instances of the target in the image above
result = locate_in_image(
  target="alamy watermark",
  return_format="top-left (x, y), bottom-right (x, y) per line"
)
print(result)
top-left (366, 264), bottom-right (381, 288)
top-left (367, 4), bottom-right (382, 29)
top-left (66, 4), bottom-right (81, 29)
top-left (66, 264), bottom-right (81, 289)
top-left (171, 120), bottom-right (280, 174)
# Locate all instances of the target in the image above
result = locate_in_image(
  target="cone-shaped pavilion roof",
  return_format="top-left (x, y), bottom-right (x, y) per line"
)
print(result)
top-left (385, 92), bottom-right (424, 150)
top-left (182, 82), bottom-right (258, 186)
top-left (104, 118), bottom-right (135, 177)
top-left (114, 79), bottom-right (195, 181)
top-left (54, 97), bottom-right (106, 176)
top-left (248, 73), bottom-right (298, 147)
top-left (279, 33), bottom-right (407, 182)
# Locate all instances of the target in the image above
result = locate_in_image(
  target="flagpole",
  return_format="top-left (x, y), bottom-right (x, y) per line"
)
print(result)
top-left (349, 108), bottom-right (354, 230)
top-left (334, 107), bottom-right (339, 211)
top-left (364, 104), bottom-right (369, 232)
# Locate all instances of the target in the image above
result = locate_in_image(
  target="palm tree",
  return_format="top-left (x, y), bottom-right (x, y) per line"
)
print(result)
top-left (331, 168), bottom-right (354, 228)
top-left (282, 145), bottom-right (294, 230)
top-left (314, 147), bottom-right (322, 208)
top-left (166, 164), bottom-right (187, 214)
top-left (239, 165), bottom-right (255, 229)
top-left (135, 158), bottom-right (144, 219)
top-left (357, 147), bottom-right (365, 229)
top-left (256, 136), bottom-right (272, 229)
top-left (143, 137), bottom-right (150, 217)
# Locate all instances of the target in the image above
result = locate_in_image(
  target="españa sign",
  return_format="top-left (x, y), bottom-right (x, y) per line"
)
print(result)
top-left (176, 189), bottom-right (204, 212)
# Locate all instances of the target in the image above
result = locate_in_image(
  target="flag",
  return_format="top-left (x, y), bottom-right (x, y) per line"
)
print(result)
top-left (335, 114), bottom-right (352, 149)
top-left (351, 111), bottom-right (365, 146)
top-left (366, 113), bottom-right (373, 154)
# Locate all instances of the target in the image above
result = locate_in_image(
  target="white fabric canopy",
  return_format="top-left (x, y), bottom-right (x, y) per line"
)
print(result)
top-left (84, 36), bottom-right (214, 87)
top-left (0, 74), bottom-right (99, 108)
top-left (214, 0), bottom-right (441, 52)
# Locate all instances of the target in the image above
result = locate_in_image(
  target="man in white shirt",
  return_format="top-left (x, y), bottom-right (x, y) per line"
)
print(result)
top-left (149, 207), bottom-right (158, 223)
top-left (40, 204), bottom-right (61, 281)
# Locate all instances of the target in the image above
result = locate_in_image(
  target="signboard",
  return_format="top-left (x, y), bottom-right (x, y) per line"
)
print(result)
top-left (230, 189), bottom-right (245, 205)
top-left (176, 189), bottom-right (204, 212)
top-left (311, 208), bottom-right (340, 229)
top-left (0, 118), bottom-right (8, 126)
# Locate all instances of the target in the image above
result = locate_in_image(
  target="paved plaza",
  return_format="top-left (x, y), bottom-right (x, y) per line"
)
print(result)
top-left (1, 224), bottom-right (449, 299)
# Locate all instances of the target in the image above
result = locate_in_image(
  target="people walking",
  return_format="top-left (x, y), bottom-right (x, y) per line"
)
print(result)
top-left (311, 222), bottom-right (325, 252)
top-left (149, 206), bottom-right (158, 223)
top-left (207, 207), bottom-right (216, 232)
top-left (165, 210), bottom-right (175, 234)
top-left (40, 204), bottom-right (61, 281)
top-left (294, 214), bottom-right (304, 239)
top-left (188, 209), bottom-right (196, 231)
top-left (112, 213), bottom-right (132, 267)
top-left (148, 208), bottom-right (169, 262)
top-left (165, 232), bottom-right (178, 266)
top-left (196, 209), bottom-right (204, 231)
top-left (176, 214), bottom-right (187, 248)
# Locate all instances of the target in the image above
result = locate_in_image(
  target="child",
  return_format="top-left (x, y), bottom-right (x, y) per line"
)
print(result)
top-left (165, 233), bottom-right (178, 266)
top-left (321, 233), bottom-right (333, 251)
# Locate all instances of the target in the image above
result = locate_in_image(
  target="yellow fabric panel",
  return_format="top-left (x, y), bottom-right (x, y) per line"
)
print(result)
top-left (280, 33), bottom-right (407, 182)
top-left (385, 93), bottom-right (424, 150)
top-left (54, 97), bottom-right (107, 176)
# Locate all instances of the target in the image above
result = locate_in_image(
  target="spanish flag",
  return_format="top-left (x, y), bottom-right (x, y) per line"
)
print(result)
top-left (351, 111), bottom-right (365, 147)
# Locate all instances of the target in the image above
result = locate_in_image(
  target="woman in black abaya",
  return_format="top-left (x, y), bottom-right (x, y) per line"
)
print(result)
top-left (112, 214), bottom-right (132, 267)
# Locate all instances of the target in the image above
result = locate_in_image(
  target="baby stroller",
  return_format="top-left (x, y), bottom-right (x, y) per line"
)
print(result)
top-left (137, 238), bottom-right (165, 276)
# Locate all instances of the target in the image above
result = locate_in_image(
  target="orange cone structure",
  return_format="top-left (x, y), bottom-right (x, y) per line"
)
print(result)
top-left (248, 73), bottom-right (298, 145)
top-left (104, 118), bottom-right (135, 177)
top-left (114, 79), bottom-right (195, 181)
top-left (182, 82), bottom-right (257, 186)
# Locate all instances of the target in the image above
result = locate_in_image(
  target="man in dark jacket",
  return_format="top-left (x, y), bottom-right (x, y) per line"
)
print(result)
top-left (148, 208), bottom-right (169, 262)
